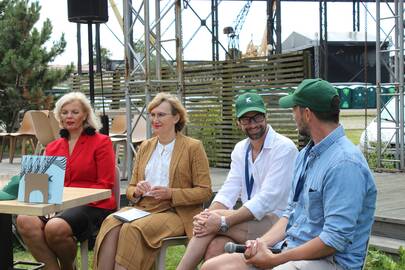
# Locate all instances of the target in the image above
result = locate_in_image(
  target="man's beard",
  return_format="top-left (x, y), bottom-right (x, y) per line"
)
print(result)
top-left (297, 121), bottom-right (310, 137)
top-left (245, 125), bottom-right (267, 140)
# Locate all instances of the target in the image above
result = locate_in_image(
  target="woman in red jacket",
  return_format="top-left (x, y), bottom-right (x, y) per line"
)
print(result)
top-left (16, 92), bottom-right (116, 270)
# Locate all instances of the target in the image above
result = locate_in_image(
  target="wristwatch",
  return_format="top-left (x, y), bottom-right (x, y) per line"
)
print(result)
top-left (219, 216), bottom-right (229, 233)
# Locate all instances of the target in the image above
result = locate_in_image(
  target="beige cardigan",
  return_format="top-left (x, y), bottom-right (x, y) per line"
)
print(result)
top-left (126, 133), bottom-right (212, 238)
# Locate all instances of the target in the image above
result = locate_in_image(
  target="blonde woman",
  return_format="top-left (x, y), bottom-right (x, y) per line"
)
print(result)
top-left (17, 92), bottom-right (116, 270)
top-left (94, 92), bottom-right (212, 270)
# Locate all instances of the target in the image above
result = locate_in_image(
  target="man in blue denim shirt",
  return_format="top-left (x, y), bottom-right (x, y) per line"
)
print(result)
top-left (201, 78), bottom-right (377, 270)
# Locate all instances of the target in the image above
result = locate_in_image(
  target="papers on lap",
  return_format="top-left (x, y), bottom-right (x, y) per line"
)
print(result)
top-left (113, 208), bottom-right (151, 222)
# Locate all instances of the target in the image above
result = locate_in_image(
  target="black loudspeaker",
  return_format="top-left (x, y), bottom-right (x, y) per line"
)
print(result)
top-left (67, 0), bottom-right (108, 23)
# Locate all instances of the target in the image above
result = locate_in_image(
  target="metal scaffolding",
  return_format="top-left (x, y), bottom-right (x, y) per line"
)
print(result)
top-left (119, 0), bottom-right (399, 178)
top-left (122, 0), bottom-right (184, 178)
top-left (375, 0), bottom-right (404, 170)
top-left (267, 0), bottom-right (281, 55)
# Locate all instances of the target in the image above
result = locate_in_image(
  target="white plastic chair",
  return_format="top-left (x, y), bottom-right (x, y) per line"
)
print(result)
top-left (155, 236), bottom-right (188, 270)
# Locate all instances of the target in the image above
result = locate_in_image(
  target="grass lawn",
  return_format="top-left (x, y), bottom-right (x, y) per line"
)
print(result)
top-left (13, 244), bottom-right (185, 269)
top-left (346, 129), bottom-right (363, 145)
top-left (14, 246), bottom-right (405, 270)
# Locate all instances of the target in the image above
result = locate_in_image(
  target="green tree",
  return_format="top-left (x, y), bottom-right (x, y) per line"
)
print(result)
top-left (0, 0), bottom-right (73, 132)
top-left (93, 46), bottom-right (112, 70)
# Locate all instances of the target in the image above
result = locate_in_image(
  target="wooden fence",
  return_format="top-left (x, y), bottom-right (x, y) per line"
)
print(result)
top-left (63, 51), bottom-right (310, 167)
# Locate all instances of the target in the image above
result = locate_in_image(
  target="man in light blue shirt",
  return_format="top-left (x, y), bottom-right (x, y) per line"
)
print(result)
top-left (201, 79), bottom-right (377, 270)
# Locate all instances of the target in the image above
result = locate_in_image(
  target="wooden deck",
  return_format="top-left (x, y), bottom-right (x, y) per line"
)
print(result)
top-left (374, 172), bottom-right (405, 220)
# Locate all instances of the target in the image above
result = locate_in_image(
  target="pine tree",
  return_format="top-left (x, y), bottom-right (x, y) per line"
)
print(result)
top-left (0, 0), bottom-right (73, 132)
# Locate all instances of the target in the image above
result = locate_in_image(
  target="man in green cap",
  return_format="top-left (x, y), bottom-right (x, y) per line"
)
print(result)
top-left (177, 92), bottom-right (298, 269)
top-left (201, 79), bottom-right (377, 270)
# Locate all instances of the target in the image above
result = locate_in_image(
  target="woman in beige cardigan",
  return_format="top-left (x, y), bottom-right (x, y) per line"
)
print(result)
top-left (94, 93), bottom-right (212, 270)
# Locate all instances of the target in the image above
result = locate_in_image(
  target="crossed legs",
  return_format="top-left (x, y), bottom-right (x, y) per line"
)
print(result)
top-left (177, 210), bottom-right (250, 270)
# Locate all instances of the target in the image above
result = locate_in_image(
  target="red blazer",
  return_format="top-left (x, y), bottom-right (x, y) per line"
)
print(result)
top-left (45, 133), bottom-right (116, 210)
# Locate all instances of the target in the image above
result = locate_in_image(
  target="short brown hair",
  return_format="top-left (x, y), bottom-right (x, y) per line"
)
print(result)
top-left (147, 92), bottom-right (188, 132)
top-left (308, 96), bottom-right (340, 124)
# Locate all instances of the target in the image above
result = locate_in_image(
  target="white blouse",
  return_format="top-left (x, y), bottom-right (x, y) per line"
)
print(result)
top-left (144, 139), bottom-right (175, 187)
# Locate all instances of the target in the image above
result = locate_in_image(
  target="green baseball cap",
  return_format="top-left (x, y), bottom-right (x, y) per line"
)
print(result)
top-left (0, 175), bottom-right (21, 200)
top-left (235, 92), bottom-right (266, 118)
top-left (279, 78), bottom-right (338, 112)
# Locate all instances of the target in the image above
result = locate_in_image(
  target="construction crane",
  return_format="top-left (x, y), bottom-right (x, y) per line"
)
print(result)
top-left (244, 27), bottom-right (268, 58)
top-left (109, 0), bottom-right (123, 32)
top-left (223, 0), bottom-right (252, 59)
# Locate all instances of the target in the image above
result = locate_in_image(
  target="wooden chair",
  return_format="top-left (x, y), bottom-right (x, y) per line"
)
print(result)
top-left (111, 114), bottom-right (147, 180)
top-left (110, 114), bottom-right (129, 179)
top-left (110, 115), bottom-right (127, 137)
top-left (77, 166), bottom-right (121, 270)
top-left (7, 111), bottom-right (36, 163)
top-left (0, 131), bottom-right (10, 162)
top-left (48, 111), bottom-right (61, 140)
top-left (29, 111), bottom-right (57, 155)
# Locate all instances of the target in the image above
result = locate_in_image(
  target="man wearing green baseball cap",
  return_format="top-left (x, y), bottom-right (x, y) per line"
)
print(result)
top-left (178, 92), bottom-right (298, 270)
top-left (201, 79), bottom-right (377, 270)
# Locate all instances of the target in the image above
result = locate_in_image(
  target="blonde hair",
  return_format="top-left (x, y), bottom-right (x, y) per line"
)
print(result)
top-left (147, 92), bottom-right (188, 132)
top-left (53, 92), bottom-right (101, 130)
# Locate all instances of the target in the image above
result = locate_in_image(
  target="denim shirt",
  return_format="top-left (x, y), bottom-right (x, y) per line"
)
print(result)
top-left (282, 125), bottom-right (377, 270)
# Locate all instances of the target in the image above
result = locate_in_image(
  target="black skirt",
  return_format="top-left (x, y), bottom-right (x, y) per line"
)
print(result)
top-left (40, 205), bottom-right (113, 242)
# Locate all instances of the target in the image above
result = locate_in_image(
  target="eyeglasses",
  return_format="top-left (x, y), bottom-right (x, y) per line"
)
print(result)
top-left (147, 112), bottom-right (171, 120)
top-left (239, 113), bottom-right (265, 125)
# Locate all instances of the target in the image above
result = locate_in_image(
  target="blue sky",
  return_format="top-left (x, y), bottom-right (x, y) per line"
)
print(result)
top-left (36, 0), bottom-right (394, 65)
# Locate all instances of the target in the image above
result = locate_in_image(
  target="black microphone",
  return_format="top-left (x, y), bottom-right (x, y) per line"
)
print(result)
top-left (224, 242), bottom-right (246, 253)
top-left (224, 242), bottom-right (282, 254)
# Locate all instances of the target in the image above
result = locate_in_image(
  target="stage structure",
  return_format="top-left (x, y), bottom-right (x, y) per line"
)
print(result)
top-left (375, 0), bottom-right (404, 170)
top-left (119, 0), bottom-right (403, 177)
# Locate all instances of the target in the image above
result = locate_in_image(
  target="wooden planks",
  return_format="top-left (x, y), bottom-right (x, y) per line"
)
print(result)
top-left (374, 172), bottom-right (405, 220)
top-left (63, 52), bottom-right (309, 167)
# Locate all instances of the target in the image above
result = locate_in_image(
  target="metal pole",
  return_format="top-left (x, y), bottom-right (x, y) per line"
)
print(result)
top-left (376, 0), bottom-right (382, 168)
top-left (397, 0), bottom-right (404, 169)
top-left (211, 0), bottom-right (219, 61)
top-left (156, 0), bottom-right (162, 81)
top-left (145, 0), bottom-right (152, 138)
top-left (319, 0), bottom-right (328, 79)
top-left (176, 0), bottom-right (184, 100)
top-left (394, 0), bottom-right (400, 169)
top-left (96, 23), bottom-right (102, 73)
top-left (88, 23), bottom-right (95, 106)
top-left (275, 0), bottom-right (281, 54)
top-left (77, 23), bottom-right (82, 74)
top-left (123, 0), bottom-right (133, 180)
top-left (129, 0), bottom-right (134, 70)
top-left (267, 0), bottom-right (272, 56)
